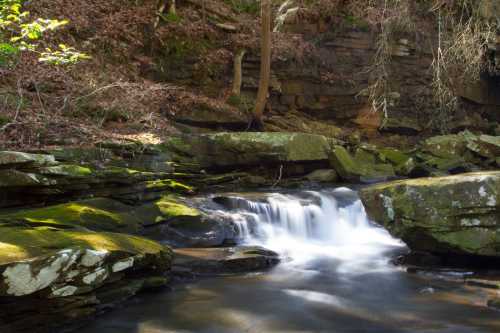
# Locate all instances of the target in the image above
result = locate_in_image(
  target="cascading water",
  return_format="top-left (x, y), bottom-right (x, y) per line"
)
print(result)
top-left (215, 187), bottom-right (404, 269)
top-left (81, 187), bottom-right (500, 333)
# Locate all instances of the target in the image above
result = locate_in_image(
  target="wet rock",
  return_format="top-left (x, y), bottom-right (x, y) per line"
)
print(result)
top-left (360, 171), bottom-right (500, 258)
top-left (466, 279), bottom-right (500, 289)
top-left (172, 246), bottom-right (280, 275)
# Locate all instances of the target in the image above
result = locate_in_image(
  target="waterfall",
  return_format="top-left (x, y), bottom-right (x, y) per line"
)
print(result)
top-left (214, 187), bottom-right (404, 267)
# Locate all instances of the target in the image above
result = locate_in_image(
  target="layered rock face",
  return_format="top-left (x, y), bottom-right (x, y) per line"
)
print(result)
top-left (360, 172), bottom-right (500, 258)
top-left (0, 225), bottom-right (172, 332)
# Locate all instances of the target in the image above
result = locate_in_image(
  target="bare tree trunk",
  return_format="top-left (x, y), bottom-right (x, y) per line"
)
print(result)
top-left (232, 49), bottom-right (246, 96)
top-left (252, 0), bottom-right (272, 128)
top-left (202, 0), bottom-right (206, 23)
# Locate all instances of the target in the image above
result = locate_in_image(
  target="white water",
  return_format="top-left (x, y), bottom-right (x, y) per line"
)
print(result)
top-left (220, 187), bottom-right (404, 271)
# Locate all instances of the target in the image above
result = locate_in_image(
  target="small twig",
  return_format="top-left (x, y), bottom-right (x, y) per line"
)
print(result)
top-left (272, 164), bottom-right (283, 188)
top-left (35, 83), bottom-right (46, 114)
top-left (74, 83), bottom-right (124, 102)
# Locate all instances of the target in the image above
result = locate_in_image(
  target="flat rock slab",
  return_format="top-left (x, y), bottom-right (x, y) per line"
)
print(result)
top-left (173, 246), bottom-right (280, 275)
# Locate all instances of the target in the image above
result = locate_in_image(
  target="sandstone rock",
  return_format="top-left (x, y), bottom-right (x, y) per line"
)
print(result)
top-left (0, 151), bottom-right (56, 168)
top-left (164, 132), bottom-right (332, 170)
top-left (360, 171), bottom-right (500, 258)
top-left (168, 102), bottom-right (248, 130)
top-left (480, 0), bottom-right (500, 20)
top-left (466, 135), bottom-right (500, 159)
top-left (0, 225), bottom-right (171, 332)
top-left (379, 116), bottom-right (422, 135)
top-left (0, 169), bottom-right (56, 187)
top-left (172, 246), bottom-right (280, 274)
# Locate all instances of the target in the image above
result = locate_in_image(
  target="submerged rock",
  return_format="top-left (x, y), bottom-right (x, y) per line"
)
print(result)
top-left (172, 246), bottom-right (280, 275)
top-left (360, 171), bottom-right (500, 258)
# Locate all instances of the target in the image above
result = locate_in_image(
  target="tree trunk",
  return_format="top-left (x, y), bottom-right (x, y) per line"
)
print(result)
top-left (154, 0), bottom-right (176, 29)
top-left (252, 0), bottom-right (272, 128)
top-left (232, 49), bottom-right (246, 96)
top-left (168, 0), bottom-right (176, 15)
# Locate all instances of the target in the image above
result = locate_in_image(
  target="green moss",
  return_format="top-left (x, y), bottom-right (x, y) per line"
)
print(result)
top-left (379, 148), bottom-right (411, 165)
top-left (37, 165), bottom-right (93, 177)
top-left (161, 11), bottom-right (181, 23)
top-left (144, 179), bottom-right (195, 194)
top-left (134, 195), bottom-right (201, 226)
top-left (438, 229), bottom-right (497, 255)
top-left (0, 198), bottom-right (141, 233)
top-left (0, 225), bottom-right (168, 265)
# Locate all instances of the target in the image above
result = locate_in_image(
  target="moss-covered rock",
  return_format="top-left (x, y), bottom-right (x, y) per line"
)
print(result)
top-left (0, 198), bottom-right (142, 233)
top-left (164, 132), bottom-right (332, 170)
top-left (360, 171), bottom-right (500, 258)
top-left (0, 151), bottom-right (56, 168)
top-left (134, 195), bottom-right (201, 227)
top-left (304, 169), bottom-right (338, 183)
top-left (0, 169), bottom-right (56, 187)
top-left (329, 145), bottom-right (395, 182)
top-left (0, 224), bottom-right (172, 331)
top-left (0, 193), bottom-right (236, 248)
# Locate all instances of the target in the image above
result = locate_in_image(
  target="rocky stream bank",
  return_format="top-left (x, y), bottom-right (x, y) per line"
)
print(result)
top-left (0, 131), bottom-right (499, 331)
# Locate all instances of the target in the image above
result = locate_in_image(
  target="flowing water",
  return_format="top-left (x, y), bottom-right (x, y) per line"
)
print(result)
top-left (79, 188), bottom-right (500, 333)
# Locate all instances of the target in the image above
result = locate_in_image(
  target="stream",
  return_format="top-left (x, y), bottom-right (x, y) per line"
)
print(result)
top-left (79, 188), bottom-right (500, 333)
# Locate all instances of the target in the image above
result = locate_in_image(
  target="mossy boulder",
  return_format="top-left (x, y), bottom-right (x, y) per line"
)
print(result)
top-left (329, 145), bottom-right (395, 182)
top-left (0, 194), bottom-right (237, 248)
top-left (164, 132), bottom-right (332, 170)
top-left (134, 195), bottom-right (202, 227)
top-left (1, 198), bottom-right (143, 234)
top-left (360, 171), bottom-right (500, 258)
top-left (0, 224), bottom-right (172, 331)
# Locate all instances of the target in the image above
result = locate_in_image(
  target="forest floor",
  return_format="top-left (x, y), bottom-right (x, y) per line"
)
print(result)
top-left (0, 0), bottom-right (256, 149)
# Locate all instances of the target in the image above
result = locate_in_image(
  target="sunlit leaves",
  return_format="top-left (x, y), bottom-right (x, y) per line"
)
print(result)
top-left (0, 0), bottom-right (88, 66)
top-left (39, 44), bottom-right (91, 65)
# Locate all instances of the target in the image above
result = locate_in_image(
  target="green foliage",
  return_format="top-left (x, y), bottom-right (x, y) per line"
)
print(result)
top-left (161, 11), bottom-right (181, 23)
top-left (0, 0), bottom-right (89, 66)
top-left (343, 15), bottom-right (370, 31)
